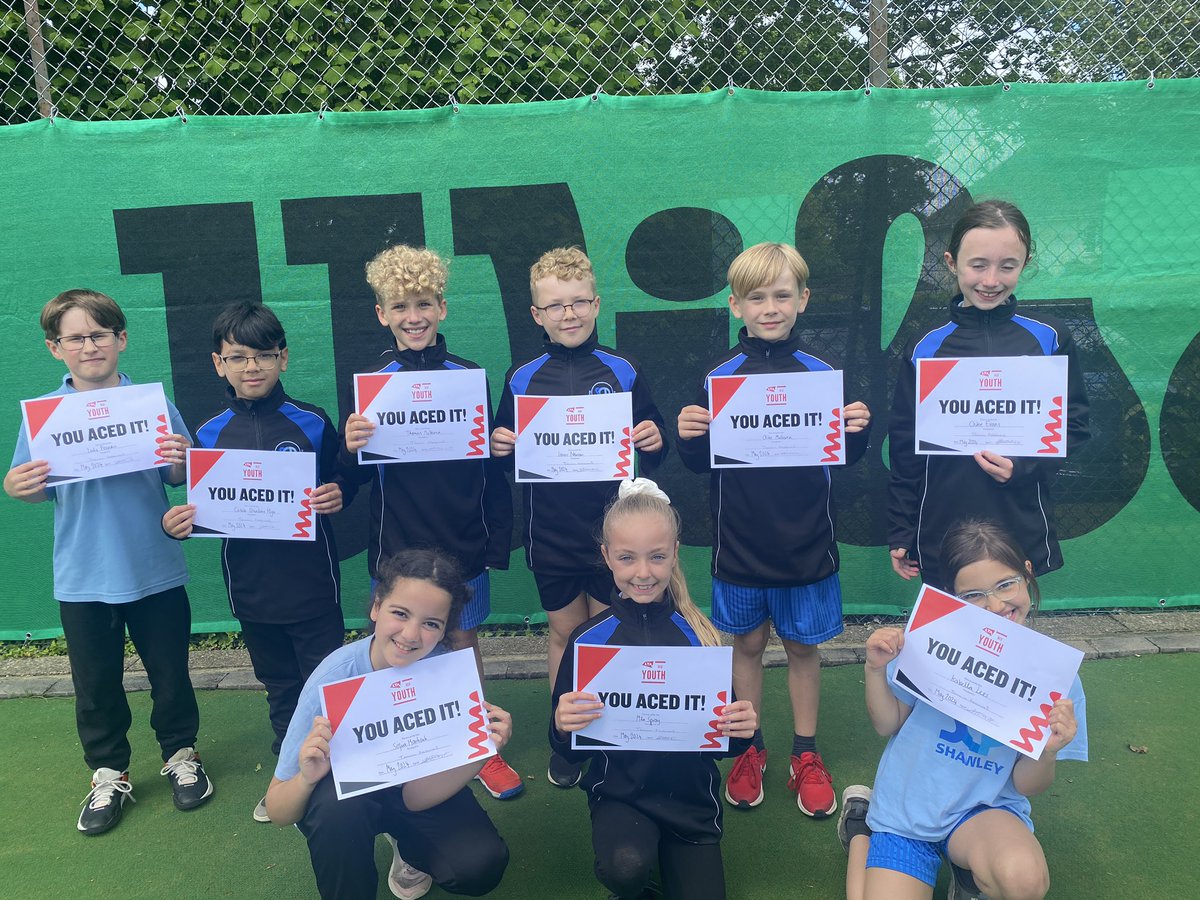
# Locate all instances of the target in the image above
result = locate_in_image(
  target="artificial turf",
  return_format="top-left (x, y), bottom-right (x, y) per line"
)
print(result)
top-left (0, 653), bottom-right (1194, 898)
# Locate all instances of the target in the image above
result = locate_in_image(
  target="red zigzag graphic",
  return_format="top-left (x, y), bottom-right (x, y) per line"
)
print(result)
top-left (820, 409), bottom-right (842, 463)
top-left (153, 413), bottom-right (170, 464)
top-left (292, 488), bottom-right (313, 539)
top-left (466, 690), bottom-right (491, 759)
top-left (1009, 690), bottom-right (1064, 753)
top-left (1037, 396), bottom-right (1064, 454)
top-left (613, 426), bottom-right (632, 477)
top-left (467, 405), bottom-right (486, 456)
top-left (700, 690), bottom-right (728, 749)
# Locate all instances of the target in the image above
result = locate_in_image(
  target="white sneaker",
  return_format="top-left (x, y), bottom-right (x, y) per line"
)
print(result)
top-left (384, 834), bottom-right (432, 900)
top-left (252, 795), bottom-right (271, 823)
top-left (77, 767), bottom-right (135, 835)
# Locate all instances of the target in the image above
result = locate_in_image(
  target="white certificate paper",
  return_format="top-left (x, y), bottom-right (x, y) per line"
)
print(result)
top-left (187, 448), bottom-right (318, 541)
top-left (707, 370), bottom-right (845, 468)
top-left (354, 369), bottom-right (490, 464)
top-left (915, 356), bottom-right (1069, 457)
top-left (571, 644), bottom-right (733, 752)
top-left (21, 382), bottom-right (171, 486)
top-left (514, 392), bottom-right (633, 482)
top-left (321, 648), bottom-right (496, 800)
top-left (894, 584), bottom-right (1084, 759)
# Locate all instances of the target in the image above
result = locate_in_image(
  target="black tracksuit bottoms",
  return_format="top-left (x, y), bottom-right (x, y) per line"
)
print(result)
top-left (298, 775), bottom-right (509, 899)
top-left (59, 586), bottom-right (199, 772)
top-left (591, 797), bottom-right (727, 899)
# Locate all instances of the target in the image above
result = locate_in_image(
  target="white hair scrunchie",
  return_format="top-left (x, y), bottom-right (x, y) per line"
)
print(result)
top-left (618, 477), bottom-right (671, 504)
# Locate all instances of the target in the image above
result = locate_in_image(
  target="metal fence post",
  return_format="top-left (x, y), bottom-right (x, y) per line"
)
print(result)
top-left (22, 0), bottom-right (54, 118)
top-left (868, 0), bottom-right (890, 87)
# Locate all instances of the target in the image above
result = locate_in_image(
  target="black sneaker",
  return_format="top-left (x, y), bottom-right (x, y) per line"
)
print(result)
top-left (546, 751), bottom-right (582, 788)
top-left (947, 864), bottom-right (988, 900)
top-left (160, 747), bottom-right (214, 810)
top-left (836, 784), bottom-right (872, 853)
top-left (77, 767), bottom-right (134, 835)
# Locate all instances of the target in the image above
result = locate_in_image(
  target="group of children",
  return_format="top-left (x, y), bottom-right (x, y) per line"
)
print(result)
top-left (5, 198), bottom-right (1088, 899)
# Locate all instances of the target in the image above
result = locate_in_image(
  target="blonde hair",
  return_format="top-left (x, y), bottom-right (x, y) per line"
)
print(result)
top-left (365, 245), bottom-right (448, 305)
top-left (727, 242), bottom-right (809, 299)
top-left (601, 485), bottom-right (721, 647)
top-left (529, 246), bottom-right (596, 300)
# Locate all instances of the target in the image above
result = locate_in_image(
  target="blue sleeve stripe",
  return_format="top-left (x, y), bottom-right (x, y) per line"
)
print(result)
top-left (791, 350), bottom-right (834, 371)
top-left (912, 322), bottom-right (958, 360)
top-left (578, 614), bottom-right (620, 645)
top-left (1011, 315), bottom-right (1060, 355)
top-left (708, 353), bottom-right (748, 380)
top-left (196, 409), bottom-right (235, 448)
top-left (671, 611), bottom-right (702, 646)
top-left (592, 349), bottom-right (637, 392)
top-left (442, 360), bottom-right (467, 370)
top-left (374, 360), bottom-right (401, 373)
top-left (279, 402), bottom-right (326, 452)
top-left (510, 354), bottom-right (551, 395)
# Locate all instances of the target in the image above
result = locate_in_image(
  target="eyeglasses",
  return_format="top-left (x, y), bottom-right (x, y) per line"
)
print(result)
top-left (219, 352), bottom-right (282, 371)
top-left (54, 331), bottom-right (121, 350)
top-left (958, 575), bottom-right (1025, 606)
top-left (534, 298), bottom-right (596, 321)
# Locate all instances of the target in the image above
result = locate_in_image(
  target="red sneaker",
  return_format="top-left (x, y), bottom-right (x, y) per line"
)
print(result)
top-left (789, 751), bottom-right (836, 817)
top-left (474, 754), bottom-right (525, 799)
top-left (724, 746), bottom-right (767, 808)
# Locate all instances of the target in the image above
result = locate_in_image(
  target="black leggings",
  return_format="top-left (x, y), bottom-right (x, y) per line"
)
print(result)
top-left (591, 798), bottom-right (726, 899)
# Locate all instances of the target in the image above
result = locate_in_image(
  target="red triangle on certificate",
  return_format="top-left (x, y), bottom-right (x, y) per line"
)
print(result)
top-left (918, 359), bottom-right (959, 403)
top-left (908, 585), bottom-right (965, 632)
top-left (322, 676), bottom-right (366, 736)
top-left (23, 396), bottom-right (65, 440)
top-left (710, 376), bottom-right (746, 418)
top-left (355, 374), bottom-right (393, 414)
top-left (575, 645), bottom-right (622, 692)
top-left (516, 396), bottom-right (550, 435)
top-left (187, 449), bottom-right (224, 489)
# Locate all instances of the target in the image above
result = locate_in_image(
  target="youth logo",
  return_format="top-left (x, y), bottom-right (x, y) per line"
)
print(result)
top-left (976, 626), bottom-right (1007, 658)
top-left (978, 369), bottom-right (1003, 391)
top-left (242, 461), bottom-right (263, 480)
top-left (411, 381), bottom-right (433, 402)
top-left (565, 405), bottom-right (585, 425)
top-left (390, 677), bottom-right (417, 705)
top-left (641, 659), bottom-right (667, 684)
top-left (85, 400), bottom-right (110, 420)
top-left (765, 384), bottom-right (788, 406)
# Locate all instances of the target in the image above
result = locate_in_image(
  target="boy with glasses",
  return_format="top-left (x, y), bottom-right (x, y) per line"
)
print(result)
top-left (490, 246), bottom-right (668, 788)
top-left (162, 301), bottom-right (347, 823)
top-left (5, 289), bottom-right (211, 835)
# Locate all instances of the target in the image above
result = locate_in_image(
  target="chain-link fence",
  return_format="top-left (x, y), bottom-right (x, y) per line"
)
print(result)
top-left (3, 1), bottom-right (1197, 124)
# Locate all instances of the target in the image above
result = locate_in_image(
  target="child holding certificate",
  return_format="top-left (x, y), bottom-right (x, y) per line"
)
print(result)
top-left (265, 549), bottom-right (511, 900)
top-left (887, 200), bottom-right (1090, 589)
top-left (162, 301), bottom-right (347, 822)
top-left (339, 245), bottom-right (520, 801)
top-left (676, 242), bottom-right (872, 817)
top-left (4, 289), bottom-right (210, 835)
top-left (491, 246), bottom-right (668, 789)
top-left (839, 519), bottom-right (1086, 900)
top-left (552, 478), bottom-right (757, 900)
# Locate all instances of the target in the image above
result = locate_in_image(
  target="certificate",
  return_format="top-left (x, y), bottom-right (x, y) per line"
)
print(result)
top-left (915, 356), bottom-right (1069, 457)
top-left (20, 382), bottom-right (171, 486)
top-left (571, 644), bottom-right (733, 752)
top-left (514, 392), bottom-right (633, 482)
top-left (894, 584), bottom-right (1084, 759)
top-left (354, 369), bottom-right (490, 464)
top-left (707, 370), bottom-right (845, 468)
top-left (187, 448), bottom-right (318, 541)
top-left (320, 649), bottom-right (496, 800)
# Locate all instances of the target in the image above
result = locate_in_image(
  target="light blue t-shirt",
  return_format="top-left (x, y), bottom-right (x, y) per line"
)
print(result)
top-left (11, 373), bottom-right (191, 603)
top-left (866, 659), bottom-right (1088, 842)
top-left (275, 635), bottom-right (447, 782)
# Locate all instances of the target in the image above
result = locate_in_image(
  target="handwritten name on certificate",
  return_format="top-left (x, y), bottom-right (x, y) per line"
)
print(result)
top-left (571, 644), bottom-right (733, 753)
top-left (514, 392), bottom-right (633, 483)
top-left (707, 370), bottom-right (845, 468)
top-left (894, 584), bottom-right (1084, 759)
top-left (187, 448), bottom-right (317, 542)
top-left (21, 382), bottom-right (171, 486)
top-left (321, 649), bottom-right (496, 800)
top-left (354, 369), bottom-right (490, 464)
top-left (915, 355), bottom-right (1069, 457)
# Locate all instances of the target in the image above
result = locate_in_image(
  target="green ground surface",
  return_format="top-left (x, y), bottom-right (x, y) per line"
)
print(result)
top-left (0, 654), bottom-right (1195, 898)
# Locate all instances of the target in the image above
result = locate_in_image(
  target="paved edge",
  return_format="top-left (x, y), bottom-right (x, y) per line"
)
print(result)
top-left (3, 625), bottom-right (1197, 700)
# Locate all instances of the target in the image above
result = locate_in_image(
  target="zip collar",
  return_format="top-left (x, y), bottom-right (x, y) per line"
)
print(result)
top-left (385, 333), bottom-right (449, 371)
top-left (609, 589), bottom-right (676, 623)
top-left (948, 293), bottom-right (1019, 328)
top-left (543, 330), bottom-right (599, 360)
top-left (737, 324), bottom-right (803, 359)
top-left (225, 380), bottom-right (286, 414)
